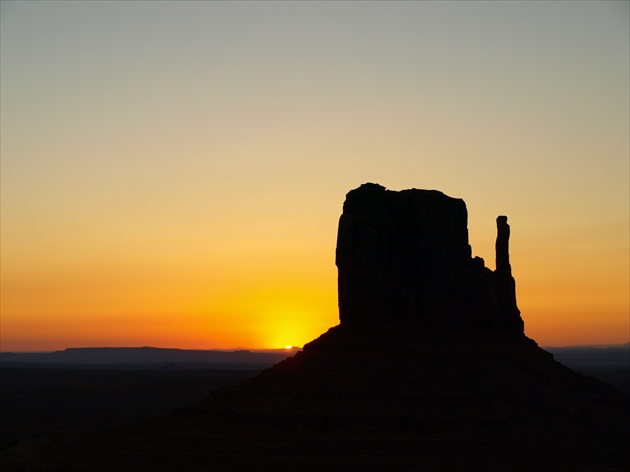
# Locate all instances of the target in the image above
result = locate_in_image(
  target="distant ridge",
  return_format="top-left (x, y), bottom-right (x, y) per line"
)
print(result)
top-left (0, 346), bottom-right (299, 367)
top-left (545, 344), bottom-right (630, 371)
top-left (1, 344), bottom-right (628, 371)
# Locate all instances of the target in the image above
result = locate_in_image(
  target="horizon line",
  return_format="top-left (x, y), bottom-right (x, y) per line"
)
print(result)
top-left (2, 342), bottom-right (629, 355)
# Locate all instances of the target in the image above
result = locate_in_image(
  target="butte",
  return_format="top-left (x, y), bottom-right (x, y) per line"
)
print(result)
top-left (63, 184), bottom-right (630, 470)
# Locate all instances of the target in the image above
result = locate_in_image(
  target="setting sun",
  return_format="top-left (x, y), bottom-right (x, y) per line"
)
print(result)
top-left (284, 345), bottom-right (293, 350)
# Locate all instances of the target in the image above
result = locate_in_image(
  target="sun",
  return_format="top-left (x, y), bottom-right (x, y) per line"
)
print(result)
top-left (284, 345), bottom-right (293, 350)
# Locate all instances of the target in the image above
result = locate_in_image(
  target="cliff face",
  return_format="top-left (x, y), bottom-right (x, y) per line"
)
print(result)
top-left (336, 183), bottom-right (523, 333)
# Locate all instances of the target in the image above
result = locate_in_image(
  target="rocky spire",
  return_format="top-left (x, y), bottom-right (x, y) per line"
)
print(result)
top-left (495, 215), bottom-right (512, 276)
top-left (495, 215), bottom-right (523, 332)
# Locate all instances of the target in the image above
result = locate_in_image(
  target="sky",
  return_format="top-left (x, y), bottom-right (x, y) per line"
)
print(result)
top-left (1, 1), bottom-right (628, 351)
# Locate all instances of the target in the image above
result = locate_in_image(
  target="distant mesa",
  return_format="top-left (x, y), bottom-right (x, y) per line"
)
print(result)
top-left (336, 183), bottom-right (523, 332)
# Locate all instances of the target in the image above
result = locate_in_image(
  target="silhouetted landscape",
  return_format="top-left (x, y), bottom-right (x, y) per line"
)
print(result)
top-left (2, 184), bottom-right (628, 471)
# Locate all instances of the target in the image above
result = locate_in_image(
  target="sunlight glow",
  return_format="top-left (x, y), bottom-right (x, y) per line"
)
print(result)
top-left (0, 2), bottom-right (627, 351)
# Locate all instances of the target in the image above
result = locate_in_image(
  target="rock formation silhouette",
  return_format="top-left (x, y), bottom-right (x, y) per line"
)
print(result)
top-left (336, 183), bottom-right (523, 332)
top-left (54, 184), bottom-right (629, 470)
top-left (494, 214), bottom-right (522, 332)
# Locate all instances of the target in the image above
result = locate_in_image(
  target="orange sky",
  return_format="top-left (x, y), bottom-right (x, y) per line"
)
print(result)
top-left (1, 2), bottom-right (628, 351)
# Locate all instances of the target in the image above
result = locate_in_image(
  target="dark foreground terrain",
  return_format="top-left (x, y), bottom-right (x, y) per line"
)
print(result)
top-left (0, 367), bottom-right (261, 471)
top-left (1, 345), bottom-right (628, 471)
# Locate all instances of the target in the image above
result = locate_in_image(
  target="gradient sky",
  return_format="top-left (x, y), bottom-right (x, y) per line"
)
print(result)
top-left (1, 1), bottom-right (628, 351)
